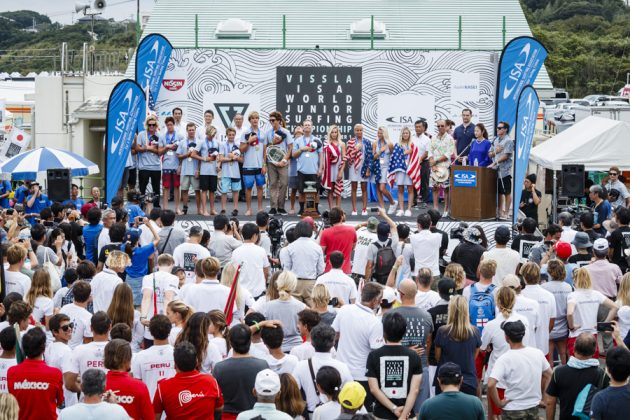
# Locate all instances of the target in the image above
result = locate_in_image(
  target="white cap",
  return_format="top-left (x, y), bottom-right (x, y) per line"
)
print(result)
top-left (255, 369), bottom-right (281, 396)
top-left (382, 287), bottom-right (399, 304)
top-left (593, 238), bottom-right (609, 252)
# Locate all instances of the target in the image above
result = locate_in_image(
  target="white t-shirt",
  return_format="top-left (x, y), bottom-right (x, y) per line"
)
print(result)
top-left (90, 269), bottom-right (122, 313)
top-left (200, 341), bottom-right (223, 374)
top-left (130, 344), bottom-right (175, 400)
top-left (352, 228), bottom-right (378, 276)
top-left (168, 326), bottom-right (182, 346)
top-left (53, 287), bottom-right (69, 309)
top-left (409, 230), bottom-right (442, 276)
top-left (141, 271), bottom-right (179, 318)
top-left (617, 304), bottom-right (630, 340)
top-left (332, 303), bottom-right (383, 380)
top-left (289, 341), bottom-right (337, 361)
top-left (32, 296), bottom-right (54, 324)
top-left (0, 357), bottom-right (17, 393)
top-left (209, 336), bottom-right (227, 359)
top-left (69, 341), bottom-right (109, 375)
top-left (567, 289), bottom-right (607, 337)
top-left (514, 295), bottom-right (542, 339)
top-left (265, 353), bottom-right (299, 375)
top-left (415, 290), bottom-right (441, 311)
top-left (4, 270), bottom-right (31, 297)
top-left (97, 227), bottom-right (110, 257)
top-left (521, 285), bottom-right (557, 354)
top-left (315, 270), bottom-right (358, 305)
top-left (480, 312), bottom-right (532, 384)
top-left (182, 280), bottom-right (233, 315)
top-left (58, 402), bottom-right (129, 420)
top-left (462, 282), bottom-right (494, 301)
top-left (490, 346), bottom-right (550, 410)
top-left (482, 248), bottom-right (521, 285)
top-left (139, 220), bottom-right (161, 247)
top-left (59, 303), bottom-right (93, 349)
top-left (173, 242), bottom-right (211, 284)
top-left (231, 243), bottom-right (269, 298)
top-left (44, 341), bottom-right (78, 407)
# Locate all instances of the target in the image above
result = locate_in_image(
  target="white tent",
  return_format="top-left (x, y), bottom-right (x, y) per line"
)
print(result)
top-left (530, 116), bottom-right (630, 171)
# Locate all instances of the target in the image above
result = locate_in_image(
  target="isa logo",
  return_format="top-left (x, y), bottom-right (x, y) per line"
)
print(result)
top-left (453, 170), bottom-right (477, 187)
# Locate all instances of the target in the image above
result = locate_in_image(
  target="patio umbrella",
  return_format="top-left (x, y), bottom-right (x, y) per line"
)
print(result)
top-left (0, 147), bottom-right (100, 180)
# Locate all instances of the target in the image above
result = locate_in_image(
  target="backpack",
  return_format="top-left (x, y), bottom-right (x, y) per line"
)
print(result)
top-left (469, 283), bottom-right (496, 334)
top-left (373, 239), bottom-right (396, 285)
top-left (572, 368), bottom-right (607, 420)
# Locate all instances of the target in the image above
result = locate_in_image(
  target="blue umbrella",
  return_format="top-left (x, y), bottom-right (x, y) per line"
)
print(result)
top-left (0, 147), bottom-right (100, 180)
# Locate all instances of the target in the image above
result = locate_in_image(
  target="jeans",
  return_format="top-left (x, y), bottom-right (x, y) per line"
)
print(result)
top-left (126, 274), bottom-right (144, 306)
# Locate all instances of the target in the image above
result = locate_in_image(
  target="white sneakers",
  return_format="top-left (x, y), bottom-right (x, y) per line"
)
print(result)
top-left (396, 209), bottom-right (404, 217)
top-left (388, 202), bottom-right (398, 215)
top-left (361, 209), bottom-right (368, 216)
top-left (404, 209), bottom-right (412, 217)
top-left (351, 211), bottom-right (358, 216)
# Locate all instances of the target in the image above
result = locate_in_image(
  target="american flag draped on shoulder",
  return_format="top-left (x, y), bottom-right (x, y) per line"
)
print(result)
top-left (388, 143), bottom-right (421, 189)
top-left (322, 141), bottom-right (344, 197)
top-left (224, 264), bottom-right (242, 325)
top-left (362, 141), bottom-right (380, 181)
top-left (345, 138), bottom-right (363, 171)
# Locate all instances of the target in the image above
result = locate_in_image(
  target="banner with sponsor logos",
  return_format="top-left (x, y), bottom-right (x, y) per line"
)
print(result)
top-left (495, 36), bottom-right (547, 136)
top-left (105, 79), bottom-right (146, 205)
top-left (135, 33), bottom-right (173, 125)
top-left (377, 93), bottom-right (435, 141)
top-left (512, 85), bottom-right (540, 224)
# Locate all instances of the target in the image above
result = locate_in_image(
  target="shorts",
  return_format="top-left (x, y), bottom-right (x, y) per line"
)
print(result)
top-left (298, 171), bottom-right (320, 193)
top-left (498, 175), bottom-right (512, 195)
top-left (288, 176), bottom-right (299, 190)
top-left (199, 175), bottom-right (218, 192)
top-left (221, 177), bottom-right (242, 193)
top-left (162, 171), bottom-right (180, 189)
top-left (243, 168), bottom-right (265, 189)
top-left (180, 174), bottom-right (199, 191)
top-left (489, 387), bottom-right (505, 416)
top-left (475, 350), bottom-right (487, 382)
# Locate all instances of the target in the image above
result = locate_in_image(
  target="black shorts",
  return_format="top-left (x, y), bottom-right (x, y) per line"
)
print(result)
top-left (199, 175), bottom-right (218, 192)
top-left (297, 172), bottom-right (320, 193)
top-left (498, 175), bottom-right (512, 195)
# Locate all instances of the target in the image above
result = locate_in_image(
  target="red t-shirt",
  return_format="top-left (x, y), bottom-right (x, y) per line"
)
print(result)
top-left (105, 370), bottom-right (154, 420)
top-left (319, 224), bottom-right (357, 273)
top-left (8, 359), bottom-right (63, 420)
top-left (153, 370), bottom-right (224, 420)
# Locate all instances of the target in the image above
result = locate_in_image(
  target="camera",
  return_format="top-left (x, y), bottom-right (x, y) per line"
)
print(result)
top-left (14, 204), bottom-right (24, 213)
top-left (320, 210), bottom-right (331, 230)
top-left (328, 297), bottom-right (339, 307)
top-left (450, 222), bottom-right (469, 240)
top-left (268, 217), bottom-right (284, 247)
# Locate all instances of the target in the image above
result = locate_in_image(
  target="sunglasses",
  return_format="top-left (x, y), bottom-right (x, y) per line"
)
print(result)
top-left (497, 126), bottom-right (506, 130)
top-left (60, 323), bottom-right (74, 332)
top-left (269, 118), bottom-right (276, 122)
top-left (609, 172), bottom-right (618, 176)
top-left (148, 123), bottom-right (157, 127)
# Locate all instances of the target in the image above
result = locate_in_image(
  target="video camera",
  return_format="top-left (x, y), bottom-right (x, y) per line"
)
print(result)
top-left (268, 216), bottom-right (284, 247)
top-left (450, 222), bottom-right (469, 241)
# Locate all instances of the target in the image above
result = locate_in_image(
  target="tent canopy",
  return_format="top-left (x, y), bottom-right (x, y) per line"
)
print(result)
top-left (530, 116), bottom-right (630, 171)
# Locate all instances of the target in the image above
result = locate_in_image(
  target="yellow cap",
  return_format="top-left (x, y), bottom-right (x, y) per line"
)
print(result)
top-left (338, 381), bottom-right (366, 410)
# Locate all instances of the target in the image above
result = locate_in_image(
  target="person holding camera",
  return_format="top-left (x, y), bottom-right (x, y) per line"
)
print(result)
top-left (240, 111), bottom-right (266, 217)
top-left (519, 174), bottom-right (542, 223)
top-left (209, 214), bottom-right (243, 268)
top-left (265, 111), bottom-right (293, 215)
top-left (134, 115), bottom-right (162, 205)
top-left (292, 119), bottom-right (323, 216)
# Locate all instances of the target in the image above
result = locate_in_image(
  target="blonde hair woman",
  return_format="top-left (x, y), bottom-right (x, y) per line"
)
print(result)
top-left (434, 295), bottom-right (481, 396)
top-left (616, 273), bottom-right (630, 343)
top-left (480, 287), bottom-right (532, 417)
top-left (444, 263), bottom-right (466, 293)
top-left (166, 300), bottom-right (194, 345)
top-left (373, 126), bottom-right (397, 213)
top-left (25, 269), bottom-right (54, 329)
top-left (0, 393), bottom-right (19, 420)
top-left (107, 283), bottom-right (144, 352)
top-left (310, 283), bottom-right (337, 326)
top-left (91, 250), bottom-right (129, 313)
top-left (542, 259), bottom-right (573, 365)
top-left (259, 271), bottom-right (306, 352)
top-left (393, 126), bottom-right (415, 216)
top-left (323, 125), bottom-right (346, 210)
top-left (221, 262), bottom-right (255, 325)
top-left (567, 268), bottom-right (618, 357)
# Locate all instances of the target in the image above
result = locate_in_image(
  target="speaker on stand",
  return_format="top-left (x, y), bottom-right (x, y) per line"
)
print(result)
top-left (47, 168), bottom-right (72, 203)
top-left (561, 164), bottom-right (585, 198)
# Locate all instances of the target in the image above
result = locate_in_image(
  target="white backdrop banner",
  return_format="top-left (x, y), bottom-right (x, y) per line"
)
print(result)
top-left (203, 92), bottom-right (261, 137)
top-left (377, 93), bottom-right (435, 141)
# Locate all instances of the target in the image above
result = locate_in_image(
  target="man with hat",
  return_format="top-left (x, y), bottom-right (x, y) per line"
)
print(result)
top-left (519, 174), bottom-right (542, 223)
top-left (481, 225), bottom-right (520, 286)
top-left (586, 238), bottom-right (622, 301)
top-left (25, 182), bottom-right (52, 224)
top-left (451, 227), bottom-right (486, 282)
top-left (488, 320), bottom-right (552, 420)
top-left (236, 369), bottom-right (291, 420)
top-left (427, 278), bottom-right (457, 397)
top-left (511, 217), bottom-right (543, 262)
top-left (351, 216), bottom-right (379, 285)
top-left (419, 362), bottom-right (485, 420)
top-left (365, 208), bottom-right (399, 285)
top-left (541, 241), bottom-right (576, 285)
top-left (568, 231), bottom-right (593, 266)
top-left (337, 381), bottom-right (367, 419)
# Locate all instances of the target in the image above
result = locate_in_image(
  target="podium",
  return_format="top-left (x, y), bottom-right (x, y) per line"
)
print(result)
top-left (450, 166), bottom-right (497, 220)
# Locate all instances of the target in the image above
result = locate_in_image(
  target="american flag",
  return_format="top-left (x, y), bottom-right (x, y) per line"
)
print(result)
top-left (388, 144), bottom-right (407, 187)
top-left (145, 86), bottom-right (157, 117)
top-left (407, 143), bottom-right (422, 190)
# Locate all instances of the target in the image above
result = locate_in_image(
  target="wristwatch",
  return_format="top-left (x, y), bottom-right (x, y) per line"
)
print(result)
top-left (390, 404), bottom-right (397, 413)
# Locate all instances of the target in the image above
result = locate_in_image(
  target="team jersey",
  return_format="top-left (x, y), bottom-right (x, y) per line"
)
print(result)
top-left (130, 344), bottom-right (175, 400)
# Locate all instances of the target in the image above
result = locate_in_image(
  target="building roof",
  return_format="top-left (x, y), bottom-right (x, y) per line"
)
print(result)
top-left (134, 0), bottom-right (552, 88)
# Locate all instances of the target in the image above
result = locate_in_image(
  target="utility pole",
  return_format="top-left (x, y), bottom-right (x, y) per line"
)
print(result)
top-left (136, 0), bottom-right (141, 44)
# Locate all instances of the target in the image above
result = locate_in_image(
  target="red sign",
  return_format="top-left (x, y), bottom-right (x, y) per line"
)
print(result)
top-left (162, 79), bottom-right (185, 91)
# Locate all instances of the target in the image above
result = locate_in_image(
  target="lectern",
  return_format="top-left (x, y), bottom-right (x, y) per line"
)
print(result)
top-left (450, 166), bottom-right (497, 220)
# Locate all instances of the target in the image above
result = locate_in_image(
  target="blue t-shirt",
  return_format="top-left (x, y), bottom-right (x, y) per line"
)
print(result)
top-left (158, 131), bottom-right (183, 171)
top-left (136, 131), bottom-right (162, 171)
top-left (590, 383), bottom-right (630, 420)
top-left (83, 224), bottom-right (103, 264)
top-left (0, 180), bottom-right (12, 208)
top-left (177, 138), bottom-right (199, 176)
top-left (123, 242), bottom-right (156, 278)
top-left (240, 128), bottom-right (265, 169)
top-left (198, 137), bottom-right (221, 176)
top-left (468, 139), bottom-right (492, 167)
top-left (62, 198), bottom-right (85, 211)
top-left (26, 193), bottom-right (52, 224)
top-left (13, 185), bottom-right (28, 205)
top-left (125, 204), bottom-right (145, 226)
top-left (220, 141), bottom-right (240, 179)
top-left (294, 135), bottom-right (321, 175)
top-left (593, 200), bottom-right (612, 236)
top-left (453, 123), bottom-right (476, 156)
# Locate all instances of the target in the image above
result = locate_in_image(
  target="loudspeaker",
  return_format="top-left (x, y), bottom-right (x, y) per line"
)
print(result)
top-left (47, 168), bottom-right (72, 203)
top-left (561, 164), bottom-right (585, 198)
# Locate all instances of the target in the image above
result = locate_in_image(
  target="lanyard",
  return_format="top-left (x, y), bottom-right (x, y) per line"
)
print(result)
top-left (166, 132), bottom-right (175, 145)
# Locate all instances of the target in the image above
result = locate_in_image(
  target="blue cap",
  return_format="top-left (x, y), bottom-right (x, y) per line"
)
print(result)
top-left (125, 229), bottom-right (140, 244)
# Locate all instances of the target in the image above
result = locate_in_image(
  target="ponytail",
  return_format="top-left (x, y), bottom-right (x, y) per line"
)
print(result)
top-left (275, 271), bottom-right (297, 301)
top-left (208, 310), bottom-right (230, 353)
top-left (495, 286), bottom-right (516, 319)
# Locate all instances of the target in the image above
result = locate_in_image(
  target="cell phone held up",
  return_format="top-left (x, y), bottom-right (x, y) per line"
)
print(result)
top-left (597, 322), bottom-right (613, 332)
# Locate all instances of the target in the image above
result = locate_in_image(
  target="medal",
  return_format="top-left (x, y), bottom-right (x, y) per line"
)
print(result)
top-left (255, 145), bottom-right (260, 151)
top-left (305, 153), bottom-right (311, 158)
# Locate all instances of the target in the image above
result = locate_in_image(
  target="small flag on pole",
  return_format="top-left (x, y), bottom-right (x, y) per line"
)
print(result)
top-left (224, 265), bottom-right (242, 325)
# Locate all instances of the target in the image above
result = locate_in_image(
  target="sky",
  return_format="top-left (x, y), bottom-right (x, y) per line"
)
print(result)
top-left (0, 0), bottom-right (156, 25)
